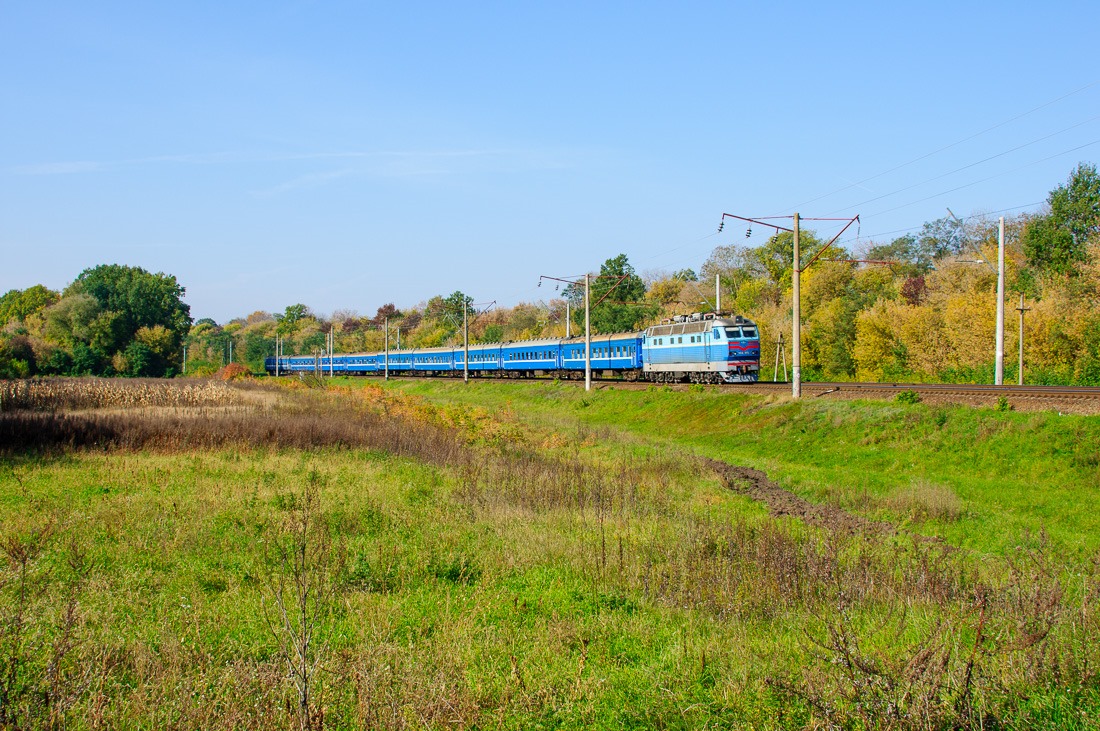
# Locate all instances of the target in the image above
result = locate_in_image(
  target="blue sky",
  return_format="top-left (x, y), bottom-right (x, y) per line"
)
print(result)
top-left (3, 1), bottom-right (1098, 322)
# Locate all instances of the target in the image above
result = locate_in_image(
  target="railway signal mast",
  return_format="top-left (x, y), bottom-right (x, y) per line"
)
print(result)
top-left (718, 212), bottom-right (860, 399)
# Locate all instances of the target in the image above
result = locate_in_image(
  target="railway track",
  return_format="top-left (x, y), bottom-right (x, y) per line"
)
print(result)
top-left (720, 381), bottom-right (1100, 399)
top-left (367, 373), bottom-right (1100, 413)
top-left (369, 372), bottom-right (1100, 402)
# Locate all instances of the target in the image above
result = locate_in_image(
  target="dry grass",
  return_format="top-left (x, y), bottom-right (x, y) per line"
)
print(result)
top-left (885, 479), bottom-right (965, 523)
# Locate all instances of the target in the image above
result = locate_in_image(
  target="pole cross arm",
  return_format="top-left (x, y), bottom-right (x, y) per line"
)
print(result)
top-left (801, 215), bottom-right (860, 271)
top-left (718, 212), bottom-right (793, 234)
top-left (539, 274), bottom-right (633, 309)
top-left (592, 275), bottom-right (630, 307)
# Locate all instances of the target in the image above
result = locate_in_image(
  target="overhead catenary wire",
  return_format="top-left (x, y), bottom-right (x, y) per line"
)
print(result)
top-left (823, 114), bottom-right (1100, 217)
top-left (772, 79), bottom-right (1099, 215)
top-left (827, 201), bottom-right (1046, 250)
top-left (863, 137), bottom-right (1100, 218)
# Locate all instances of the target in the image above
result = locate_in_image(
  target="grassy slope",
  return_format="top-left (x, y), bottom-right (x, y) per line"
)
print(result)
top-left (378, 379), bottom-right (1100, 555)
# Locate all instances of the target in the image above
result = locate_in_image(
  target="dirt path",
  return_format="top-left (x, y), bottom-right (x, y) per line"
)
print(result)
top-left (703, 458), bottom-right (899, 536)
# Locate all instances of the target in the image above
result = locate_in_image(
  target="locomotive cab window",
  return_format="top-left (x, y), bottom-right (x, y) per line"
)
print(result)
top-left (725, 327), bottom-right (743, 339)
top-left (742, 326), bottom-right (758, 338)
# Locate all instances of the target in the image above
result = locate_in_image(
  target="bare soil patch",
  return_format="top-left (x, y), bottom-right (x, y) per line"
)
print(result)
top-left (703, 459), bottom-right (897, 536)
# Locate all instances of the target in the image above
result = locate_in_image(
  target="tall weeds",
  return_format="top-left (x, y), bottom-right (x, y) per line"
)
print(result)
top-left (0, 525), bottom-right (97, 729)
top-left (262, 473), bottom-right (346, 730)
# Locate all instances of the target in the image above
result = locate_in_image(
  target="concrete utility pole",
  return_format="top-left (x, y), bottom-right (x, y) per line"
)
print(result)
top-left (566, 302), bottom-right (571, 338)
top-left (585, 273), bottom-right (592, 392)
top-left (995, 217), bottom-right (1006, 385)
top-left (463, 300), bottom-right (469, 384)
top-left (329, 326), bottom-right (334, 377)
top-left (792, 212), bottom-right (802, 399)
top-left (716, 273), bottom-right (721, 313)
top-left (1017, 294), bottom-right (1030, 386)
top-left (182, 346), bottom-right (187, 375)
top-left (718, 210), bottom-right (857, 396)
top-left (384, 317), bottom-right (389, 381)
top-left (275, 336), bottom-right (280, 377)
top-left (228, 339), bottom-right (233, 364)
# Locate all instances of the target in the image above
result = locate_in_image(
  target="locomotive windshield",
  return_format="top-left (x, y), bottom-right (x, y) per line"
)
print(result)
top-left (725, 325), bottom-right (758, 339)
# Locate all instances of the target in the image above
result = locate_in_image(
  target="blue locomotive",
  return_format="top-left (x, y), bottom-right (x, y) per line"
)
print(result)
top-left (265, 313), bottom-right (759, 383)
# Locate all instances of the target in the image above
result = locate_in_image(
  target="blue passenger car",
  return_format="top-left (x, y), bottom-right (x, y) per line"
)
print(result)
top-left (413, 347), bottom-right (454, 374)
top-left (458, 343), bottom-right (503, 375)
top-left (500, 339), bottom-right (561, 376)
top-left (560, 333), bottom-right (643, 379)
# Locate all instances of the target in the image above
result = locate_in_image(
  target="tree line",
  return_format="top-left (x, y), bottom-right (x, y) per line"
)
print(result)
top-left (3, 162), bottom-right (1098, 384)
top-left (0, 265), bottom-right (190, 378)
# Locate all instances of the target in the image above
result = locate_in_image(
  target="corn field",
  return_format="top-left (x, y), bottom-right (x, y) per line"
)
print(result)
top-left (0, 377), bottom-right (271, 412)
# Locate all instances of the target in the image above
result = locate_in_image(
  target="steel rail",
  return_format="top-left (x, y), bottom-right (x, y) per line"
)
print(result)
top-left (723, 381), bottom-right (1100, 398)
top-left (326, 372), bottom-right (1100, 398)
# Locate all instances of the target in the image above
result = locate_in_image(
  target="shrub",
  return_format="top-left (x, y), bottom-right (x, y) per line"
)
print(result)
top-left (895, 389), bottom-right (922, 404)
top-left (216, 363), bottom-right (252, 381)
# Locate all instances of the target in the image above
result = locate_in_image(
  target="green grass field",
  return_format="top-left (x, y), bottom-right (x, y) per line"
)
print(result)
top-left (1, 377), bottom-right (1098, 729)
top-left (382, 379), bottom-right (1100, 555)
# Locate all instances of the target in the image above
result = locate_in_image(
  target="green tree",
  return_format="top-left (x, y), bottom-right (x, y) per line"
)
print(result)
top-left (1050, 162), bottom-right (1100, 247)
top-left (746, 230), bottom-right (831, 289)
top-left (916, 215), bottom-right (966, 259)
top-left (276, 304), bottom-right (310, 334)
top-left (0, 336), bottom-right (35, 377)
top-left (866, 234), bottom-right (934, 276)
top-left (1023, 162), bottom-right (1100, 275)
top-left (64, 264), bottom-right (191, 375)
top-left (442, 291), bottom-right (473, 323)
top-left (0, 285), bottom-right (59, 325)
top-left (588, 254), bottom-right (649, 334)
top-left (44, 294), bottom-right (101, 348)
top-left (1022, 215), bottom-right (1079, 275)
top-left (480, 324), bottom-right (504, 343)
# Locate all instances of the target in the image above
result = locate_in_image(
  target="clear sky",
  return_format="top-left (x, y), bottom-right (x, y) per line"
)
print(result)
top-left (3, 1), bottom-right (1098, 322)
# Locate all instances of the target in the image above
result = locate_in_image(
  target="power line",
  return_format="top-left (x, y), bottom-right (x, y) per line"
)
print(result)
top-left (639, 230), bottom-right (721, 263)
top-left (773, 79), bottom-right (1099, 214)
top-left (831, 201), bottom-right (1045, 250)
top-left (824, 114), bottom-right (1100, 216)
top-left (864, 138), bottom-right (1100, 218)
